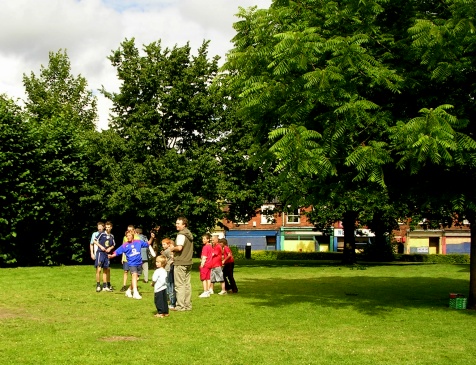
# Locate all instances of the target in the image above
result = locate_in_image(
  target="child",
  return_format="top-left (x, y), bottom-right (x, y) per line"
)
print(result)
top-left (120, 225), bottom-right (137, 291)
top-left (93, 221), bottom-right (115, 292)
top-left (109, 231), bottom-right (153, 299)
top-left (136, 227), bottom-right (150, 283)
top-left (221, 238), bottom-right (238, 293)
top-left (210, 235), bottom-right (226, 295)
top-left (161, 238), bottom-right (176, 309)
top-left (89, 221), bottom-right (104, 290)
top-left (199, 233), bottom-right (213, 298)
top-left (151, 255), bottom-right (169, 318)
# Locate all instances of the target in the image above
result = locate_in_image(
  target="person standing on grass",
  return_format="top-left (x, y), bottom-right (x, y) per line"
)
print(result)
top-left (220, 238), bottom-right (238, 293)
top-left (161, 238), bottom-right (176, 309)
top-left (109, 231), bottom-right (154, 300)
top-left (170, 216), bottom-right (193, 311)
top-left (120, 225), bottom-right (137, 292)
top-left (151, 255), bottom-right (169, 318)
top-left (90, 221), bottom-right (104, 287)
top-left (199, 233), bottom-right (213, 298)
top-left (136, 227), bottom-right (150, 283)
top-left (93, 221), bottom-right (116, 292)
top-left (210, 235), bottom-right (227, 295)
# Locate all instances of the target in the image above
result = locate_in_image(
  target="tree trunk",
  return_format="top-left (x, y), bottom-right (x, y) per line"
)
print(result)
top-left (342, 210), bottom-right (357, 264)
top-left (468, 219), bottom-right (476, 310)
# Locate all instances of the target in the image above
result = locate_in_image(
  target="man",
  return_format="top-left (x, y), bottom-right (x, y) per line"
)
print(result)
top-left (170, 216), bottom-right (193, 311)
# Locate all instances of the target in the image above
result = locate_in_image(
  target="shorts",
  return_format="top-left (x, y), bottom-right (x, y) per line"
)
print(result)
top-left (95, 252), bottom-right (110, 269)
top-left (122, 262), bottom-right (129, 271)
top-left (211, 267), bottom-right (224, 283)
top-left (129, 265), bottom-right (143, 276)
top-left (200, 267), bottom-right (211, 281)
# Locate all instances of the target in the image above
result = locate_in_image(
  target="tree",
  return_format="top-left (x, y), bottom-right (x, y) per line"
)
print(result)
top-left (100, 39), bottom-right (229, 243)
top-left (0, 50), bottom-right (99, 266)
top-left (23, 49), bottom-right (97, 130)
top-left (224, 0), bottom-right (403, 263)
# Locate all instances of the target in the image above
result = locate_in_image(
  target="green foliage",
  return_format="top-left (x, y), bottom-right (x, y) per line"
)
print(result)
top-left (397, 254), bottom-right (470, 264)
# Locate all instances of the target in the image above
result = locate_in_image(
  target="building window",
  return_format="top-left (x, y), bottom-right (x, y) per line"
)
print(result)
top-left (261, 205), bottom-right (275, 224)
top-left (287, 209), bottom-right (300, 224)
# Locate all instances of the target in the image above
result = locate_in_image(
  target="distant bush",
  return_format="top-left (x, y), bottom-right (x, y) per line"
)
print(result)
top-left (396, 254), bottom-right (470, 264)
top-left (238, 250), bottom-right (343, 261)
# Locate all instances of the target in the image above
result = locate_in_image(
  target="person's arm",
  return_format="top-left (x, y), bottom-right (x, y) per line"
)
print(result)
top-left (171, 235), bottom-right (185, 252)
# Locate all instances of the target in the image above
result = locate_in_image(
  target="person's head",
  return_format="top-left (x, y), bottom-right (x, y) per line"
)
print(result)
top-left (127, 225), bottom-right (135, 232)
top-left (202, 233), bottom-right (211, 244)
top-left (97, 222), bottom-right (105, 232)
top-left (219, 238), bottom-right (228, 247)
top-left (105, 221), bottom-right (113, 233)
top-left (211, 235), bottom-right (219, 246)
top-left (175, 216), bottom-right (188, 231)
top-left (161, 238), bottom-right (174, 249)
top-left (126, 231), bottom-right (134, 242)
top-left (155, 255), bottom-right (167, 268)
top-left (135, 227), bottom-right (143, 235)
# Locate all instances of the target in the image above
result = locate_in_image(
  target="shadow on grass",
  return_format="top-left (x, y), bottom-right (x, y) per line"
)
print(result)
top-left (228, 262), bottom-right (475, 316)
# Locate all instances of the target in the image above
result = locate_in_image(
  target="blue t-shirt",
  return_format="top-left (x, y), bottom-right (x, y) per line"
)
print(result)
top-left (114, 240), bottom-right (149, 267)
top-left (96, 232), bottom-right (115, 254)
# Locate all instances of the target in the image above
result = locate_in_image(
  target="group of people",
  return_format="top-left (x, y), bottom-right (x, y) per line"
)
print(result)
top-left (199, 234), bottom-right (238, 298)
top-left (89, 216), bottom-right (195, 317)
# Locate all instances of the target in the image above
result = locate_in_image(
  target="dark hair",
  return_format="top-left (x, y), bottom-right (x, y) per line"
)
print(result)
top-left (97, 222), bottom-right (105, 226)
top-left (202, 233), bottom-right (211, 240)
top-left (177, 216), bottom-right (188, 226)
top-left (105, 221), bottom-right (113, 227)
top-left (219, 238), bottom-right (228, 246)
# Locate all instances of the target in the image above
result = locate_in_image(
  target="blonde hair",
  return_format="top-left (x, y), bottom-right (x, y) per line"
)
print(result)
top-left (156, 255), bottom-right (167, 268)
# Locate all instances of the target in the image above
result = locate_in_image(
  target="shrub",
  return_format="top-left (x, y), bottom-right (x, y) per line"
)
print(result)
top-left (396, 254), bottom-right (470, 264)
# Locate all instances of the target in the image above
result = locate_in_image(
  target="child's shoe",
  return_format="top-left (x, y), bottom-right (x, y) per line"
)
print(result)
top-left (125, 289), bottom-right (133, 298)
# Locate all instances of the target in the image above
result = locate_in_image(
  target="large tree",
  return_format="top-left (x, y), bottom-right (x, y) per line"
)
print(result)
top-left (100, 39), bottom-right (230, 242)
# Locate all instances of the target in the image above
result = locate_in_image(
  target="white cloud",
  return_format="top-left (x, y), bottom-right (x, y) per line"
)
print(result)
top-left (0, 0), bottom-right (271, 130)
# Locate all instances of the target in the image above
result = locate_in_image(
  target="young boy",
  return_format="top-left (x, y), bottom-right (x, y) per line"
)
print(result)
top-left (221, 238), bottom-right (238, 293)
top-left (120, 225), bottom-right (137, 291)
top-left (161, 238), bottom-right (176, 309)
top-left (93, 221), bottom-right (115, 292)
top-left (136, 227), bottom-right (150, 283)
top-left (151, 255), bottom-right (169, 318)
top-left (90, 222), bottom-right (104, 290)
top-left (199, 233), bottom-right (213, 298)
top-left (210, 235), bottom-right (226, 295)
top-left (109, 231), bottom-right (154, 299)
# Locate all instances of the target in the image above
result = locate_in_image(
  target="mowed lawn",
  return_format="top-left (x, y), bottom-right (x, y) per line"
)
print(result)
top-left (0, 261), bottom-right (475, 365)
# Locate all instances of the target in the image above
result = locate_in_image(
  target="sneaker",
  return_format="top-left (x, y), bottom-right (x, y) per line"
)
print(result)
top-left (120, 285), bottom-right (128, 292)
top-left (218, 290), bottom-right (227, 295)
top-left (125, 289), bottom-right (133, 298)
top-left (199, 291), bottom-right (210, 298)
top-left (168, 305), bottom-right (175, 309)
top-left (132, 292), bottom-right (142, 300)
top-left (208, 289), bottom-right (214, 295)
top-left (96, 286), bottom-right (101, 292)
top-left (102, 286), bottom-right (112, 292)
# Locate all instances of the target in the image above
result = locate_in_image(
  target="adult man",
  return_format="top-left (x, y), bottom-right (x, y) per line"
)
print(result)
top-left (170, 216), bottom-right (193, 311)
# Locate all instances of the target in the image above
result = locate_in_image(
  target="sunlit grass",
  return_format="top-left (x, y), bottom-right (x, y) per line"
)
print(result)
top-left (0, 262), bottom-right (475, 364)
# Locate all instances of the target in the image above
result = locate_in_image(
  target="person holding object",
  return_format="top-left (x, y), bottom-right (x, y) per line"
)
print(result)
top-left (108, 231), bottom-right (154, 299)
top-left (169, 216), bottom-right (193, 311)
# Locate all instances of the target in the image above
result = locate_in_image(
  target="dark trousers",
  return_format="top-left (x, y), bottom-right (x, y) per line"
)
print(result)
top-left (223, 262), bottom-right (238, 292)
top-left (154, 289), bottom-right (169, 314)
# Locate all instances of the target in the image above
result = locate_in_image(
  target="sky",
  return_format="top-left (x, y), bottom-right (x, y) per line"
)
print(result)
top-left (0, 0), bottom-right (271, 130)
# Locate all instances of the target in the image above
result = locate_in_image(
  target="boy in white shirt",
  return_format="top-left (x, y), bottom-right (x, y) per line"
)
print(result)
top-left (151, 255), bottom-right (169, 318)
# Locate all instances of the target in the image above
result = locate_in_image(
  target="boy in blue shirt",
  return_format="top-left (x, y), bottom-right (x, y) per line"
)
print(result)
top-left (109, 231), bottom-right (154, 299)
top-left (93, 221), bottom-right (115, 292)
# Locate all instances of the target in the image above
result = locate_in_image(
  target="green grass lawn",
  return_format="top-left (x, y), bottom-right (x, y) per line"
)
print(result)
top-left (0, 261), bottom-right (475, 364)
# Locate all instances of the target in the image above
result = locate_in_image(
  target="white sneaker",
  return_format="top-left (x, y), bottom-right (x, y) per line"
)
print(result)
top-left (199, 292), bottom-right (210, 298)
top-left (208, 289), bottom-right (214, 295)
top-left (218, 290), bottom-right (227, 295)
top-left (133, 292), bottom-right (142, 300)
top-left (125, 289), bottom-right (133, 298)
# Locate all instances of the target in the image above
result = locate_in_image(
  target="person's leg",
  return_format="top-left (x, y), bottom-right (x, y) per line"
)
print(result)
top-left (158, 289), bottom-right (169, 315)
top-left (229, 262), bottom-right (238, 292)
top-left (95, 266), bottom-right (101, 291)
top-left (174, 265), bottom-right (186, 310)
top-left (223, 264), bottom-right (231, 291)
top-left (142, 261), bottom-right (149, 283)
top-left (184, 265), bottom-right (192, 310)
